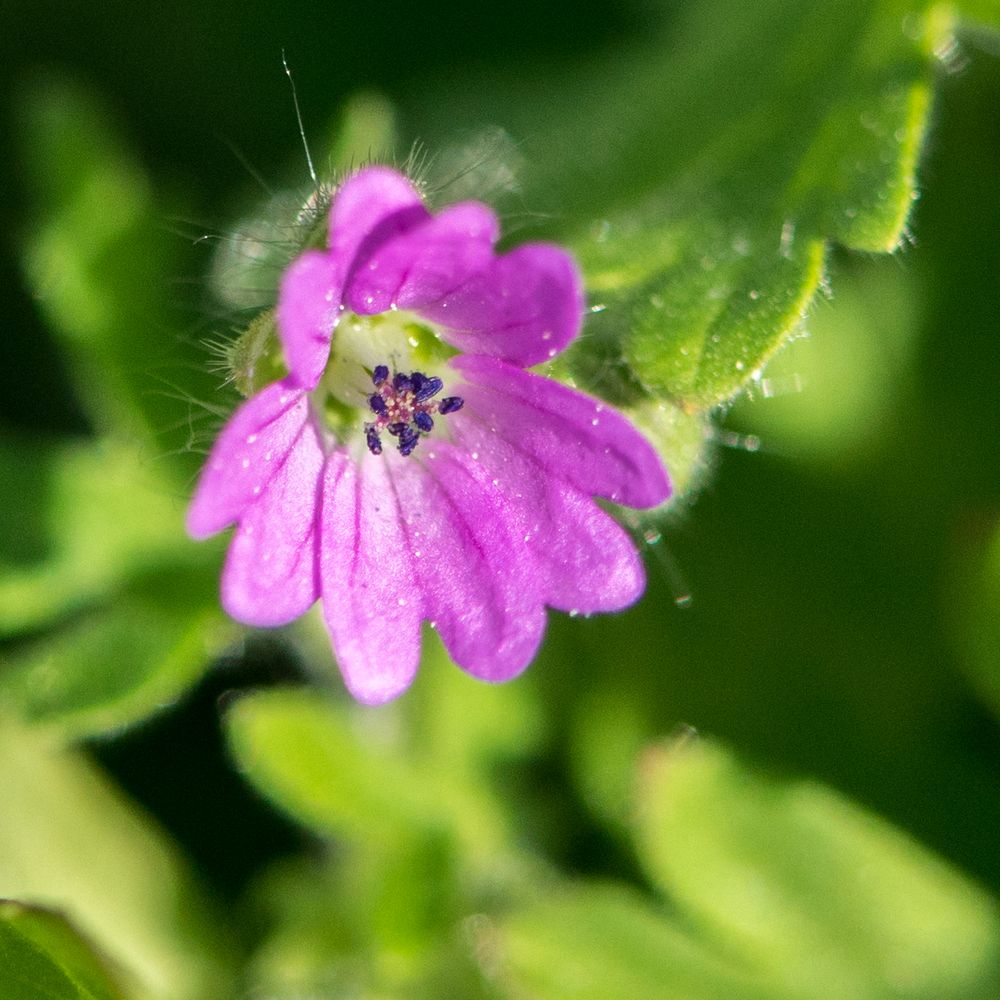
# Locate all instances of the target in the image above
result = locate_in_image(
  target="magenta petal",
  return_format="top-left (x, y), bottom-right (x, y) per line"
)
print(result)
top-left (277, 169), bottom-right (429, 388)
top-left (319, 451), bottom-right (423, 704)
top-left (345, 202), bottom-right (500, 315)
top-left (388, 449), bottom-right (546, 682)
top-left (451, 420), bottom-right (646, 613)
top-left (417, 243), bottom-right (584, 366)
top-left (276, 250), bottom-right (342, 391)
top-left (329, 166), bottom-right (429, 277)
top-left (186, 379), bottom-right (308, 540)
top-left (220, 416), bottom-right (323, 626)
top-left (535, 484), bottom-right (646, 613)
top-left (453, 355), bottom-right (671, 508)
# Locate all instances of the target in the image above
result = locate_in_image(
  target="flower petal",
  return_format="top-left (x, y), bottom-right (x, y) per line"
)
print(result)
top-left (186, 379), bottom-right (308, 539)
top-left (450, 419), bottom-right (646, 613)
top-left (328, 166), bottom-right (429, 271)
top-left (276, 250), bottom-right (342, 391)
top-left (319, 450), bottom-right (423, 704)
top-left (278, 169), bottom-right (429, 389)
top-left (345, 202), bottom-right (500, 315)
top-left (452, 355), bottom-right (671, 508)
top-left (535, 484), bottom-right (646, 613)
top-left (417, 243), bottom-right (584, 366)
top-left (388, 448), bottom-right (547, 682)
top-left (220, 415), bottom-right (323, 626)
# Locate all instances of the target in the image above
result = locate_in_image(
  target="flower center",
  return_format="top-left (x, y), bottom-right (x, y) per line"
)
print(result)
top-left (363, 366), bottom-right (464, 457)
top-left (314, 309), bottom-right (462, 456)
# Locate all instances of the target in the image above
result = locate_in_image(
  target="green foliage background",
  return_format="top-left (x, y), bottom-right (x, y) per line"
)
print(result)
top-left (2, 1), bottom-right (1000, 997)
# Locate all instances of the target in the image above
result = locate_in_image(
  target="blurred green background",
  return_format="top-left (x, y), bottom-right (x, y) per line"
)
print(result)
top-left (3, 1), bottom-right (1000, 997)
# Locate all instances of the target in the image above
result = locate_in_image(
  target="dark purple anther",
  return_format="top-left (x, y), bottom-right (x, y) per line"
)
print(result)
top-left (415, 376), bottom-right (444, 402)
top-left (398, 428), bottom-right (420, 456)
top-left (438, 396), bottom-right (464, 415)
top-left (365, 364), bottom-right (458, 458)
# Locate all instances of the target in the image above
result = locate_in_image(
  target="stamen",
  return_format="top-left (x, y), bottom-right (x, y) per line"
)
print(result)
top-left (415, 376), bottom-right (444, 402)
top-left (363, 365), bottom-right (464, 457)
top-left (398, 427), bottom-right (420, 456)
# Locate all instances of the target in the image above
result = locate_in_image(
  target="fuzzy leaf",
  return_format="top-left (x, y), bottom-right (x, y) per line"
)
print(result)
top-left (413, 2), bottom-right (998, 411)
top-left (564, 0), bottom-right (944, 409)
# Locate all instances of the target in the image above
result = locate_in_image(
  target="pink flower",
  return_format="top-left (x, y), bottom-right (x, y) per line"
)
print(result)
top-left (188, 167), bottom-right (670, 704)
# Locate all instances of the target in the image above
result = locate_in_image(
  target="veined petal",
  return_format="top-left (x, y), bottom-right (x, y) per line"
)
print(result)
top-left (451, 419), bottom-right (646, 614)
top-left (418, 243), bottom-right (584, 366)
top-left (389, 448), bottom-right (546, 683)
top-left (278, 169), bottom-right (430, 389)
top-left (329, 166), bottom-right (429, 269)
top-left (345, 202), bottom-right (500, 315)
top-left (320, 450), bottom-right (423, 705)
top-left (220, 414), bottom-right (323, 626)
top-left (276, 250), bottom-right (342, 391)
top-left (452, 355), bottom-right (671, 508)
top-left (186, 379), bottom-right (307, 539)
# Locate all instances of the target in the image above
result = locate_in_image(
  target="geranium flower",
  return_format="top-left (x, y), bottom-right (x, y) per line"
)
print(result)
top-left (188, 167), bottom-right (670, 703)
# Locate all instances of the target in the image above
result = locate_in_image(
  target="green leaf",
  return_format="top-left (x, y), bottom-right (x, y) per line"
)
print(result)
top-left (412, 2), bottom-right (995, 412)
top-left (635, 740), bottom-right (1000, 999)
top-left (954, 519), bottom-right (1000, 720)
top-left (243, 853), bottom-right (495, 1000)
top-left (499, 883), bottom-right (781, 1000)
top-left (0, 594), bottom-right (233, 740)
top-left (15, 74), bottom-right (218, 467)
top-left (0, 717), bottom-right (233, 1000)
top-left (0, 434), bottom-right (203, 636)
top-left (564, 0), bottom-right (941, 410)
top-left (404, 629), bottom-right (545, 777)
top-left (566, 684), bottom-right (656, 836)
top-left (727, 257), bottom-right (922, 466)
top-left (324, 91), bottom-right (398, 173)
top-left (225, 687), bottom-right (448, 846)
top-left (228, 676), bottom-right (522, 996)
top-left (226, 637), bottom-right (541, 861)
top-left (0, 902), bottom-right (129, 1000)
top-left (0, 918), bottom-right (94, 1000)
